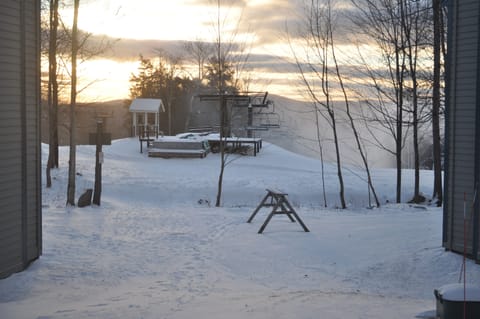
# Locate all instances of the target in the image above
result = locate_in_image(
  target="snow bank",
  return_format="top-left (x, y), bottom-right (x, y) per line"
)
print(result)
top-left (1, 138), bottom-right (479, 319)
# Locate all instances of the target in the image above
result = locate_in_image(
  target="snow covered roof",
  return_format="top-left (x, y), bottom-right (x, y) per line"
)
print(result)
top-left (129, 98), bottom-right (165, 113)
top-left (436, 283), bottom-right (480, 302)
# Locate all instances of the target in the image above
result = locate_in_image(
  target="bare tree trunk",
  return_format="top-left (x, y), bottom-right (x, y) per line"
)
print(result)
top-left (330, 114), bottom-right (347, 209)
top-left (216, 95), bottom-right (226, 207)
top-left (321, 51), bottom-right (347, 209)
top-left (46, 0), bottom-right (59, 188)
top-left (330, 28), bottom-right (380, 207)
top-left (290, 0), bottom-right (346, 208)
top-left (401, 0), bottom-right (422, 203)
top-left (395, 1), bottom-right (406, 203)
top-left (66, 0), bottom-right (80, 206)
top-left (313, 103), bottom-right (328, 207)
top-left (50, 0), bottom-right (59, 169)
top-left (395, 91), bottom-right (403, 204)
top-left (324, 2), bottom-right (346, 209)
top-left (215, 0), bottom-right (224, 207)
top-left (432, 0), bottom-right (443, 206)
top-left (352, 0), bottom-right (409, 204)
top-left (412, 94), bottom-right (420, 201)
top-left (211, 0), bottom-right (250, 206)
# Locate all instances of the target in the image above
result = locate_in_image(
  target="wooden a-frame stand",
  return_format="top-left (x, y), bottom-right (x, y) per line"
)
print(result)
top-left (247, 189), bottom-right (310, 234)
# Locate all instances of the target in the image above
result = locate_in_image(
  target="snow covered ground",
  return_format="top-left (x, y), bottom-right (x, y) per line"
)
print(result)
top-left (1, 138), bottom-right (480, 319)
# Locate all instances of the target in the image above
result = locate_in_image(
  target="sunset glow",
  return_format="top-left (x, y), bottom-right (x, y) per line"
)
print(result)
top-left (59, 0), bottom-right (268, 101)
top-left (77, 2), bottom-right (217, 41)
top-left (77, 59), bottom-right (139, 102)
top-left (54, 0), bottom-right (373, 102)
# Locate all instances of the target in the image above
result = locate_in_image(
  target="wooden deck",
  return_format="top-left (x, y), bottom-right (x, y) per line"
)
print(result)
top-left (147, 138), bottom-right (210, 159)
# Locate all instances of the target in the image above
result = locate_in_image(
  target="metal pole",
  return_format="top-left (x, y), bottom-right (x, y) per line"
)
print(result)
top-left (247, 102), bottom-right (253, 138)
top-left (93, 120), bottom-right (103, 205)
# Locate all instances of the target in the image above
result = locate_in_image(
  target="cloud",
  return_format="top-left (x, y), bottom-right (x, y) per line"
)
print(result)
top-left (97, 37), bottom-right (186, 61)
top-left (240, 0), bottom-right (300, 44)
top-left (99, 34), bottom-right (378, 80)
top-left (85, 0), bottom-right (374, 78)
top-left (177, 0), bottom-right (300, 46)
top-left (222, 0), bottom-right (359, 46)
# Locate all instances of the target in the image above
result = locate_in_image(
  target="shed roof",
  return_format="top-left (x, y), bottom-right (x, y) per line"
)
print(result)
top-left (129, 98), bottom-right (165, 113)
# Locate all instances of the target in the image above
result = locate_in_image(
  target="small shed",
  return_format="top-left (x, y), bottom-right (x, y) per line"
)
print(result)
top-left (129, 98), bottom-right (165, 136)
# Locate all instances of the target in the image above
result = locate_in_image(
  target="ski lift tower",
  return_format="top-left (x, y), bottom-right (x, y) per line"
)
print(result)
top-left (193, 91), bottom-right (280, 138)
top-left (231, 91), bottom-right (280, 138)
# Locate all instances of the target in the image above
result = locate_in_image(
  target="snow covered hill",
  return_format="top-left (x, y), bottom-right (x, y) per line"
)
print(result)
top-left (0, 138), bottom-right (479, 319)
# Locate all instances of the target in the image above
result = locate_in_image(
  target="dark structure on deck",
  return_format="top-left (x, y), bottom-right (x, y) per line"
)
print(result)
top-left (0, 0), bottom-right (42, 278)
top-left (444, 0), bottom-right (480, 261)
top-left (188, 91), bottom-right (280, 137)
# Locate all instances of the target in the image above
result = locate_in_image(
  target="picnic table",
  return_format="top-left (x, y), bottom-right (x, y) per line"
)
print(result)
top-left (207, 137), bottom-right (262, 156)
top-left (247, 189), bottom-right (310, 234)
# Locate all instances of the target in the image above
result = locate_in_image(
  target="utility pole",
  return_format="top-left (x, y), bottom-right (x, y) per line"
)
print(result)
top-left (93, 120), bottom-right (103, 205)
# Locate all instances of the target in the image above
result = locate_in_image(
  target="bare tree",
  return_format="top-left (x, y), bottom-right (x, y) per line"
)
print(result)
top-left (400, 0), bottom-right (432, 203)
top-left (329, 21), bottom-right (381, 208)
top-left (352, 0), bottom-right (436, 204)
top-left (312, 101), bottom-right (328, 207)
top-left (153, 50), bottom-right (186, 135)
top-left (215, 0), bottom-right (227, 208)
top-left (289, 0), bottom-right (347, 208)
top-left (184, 39), bottom-right (216, 81)
top-left (210, 0), bottom-right (251, 207)
top-left (66, 0), bottom-right (79, 206)
top-left (41, 4), bottom-right (118, 106)
top-left (42, 0), bottom-right (118, 145)
top-left (352, 0), bottom-right (410, 203)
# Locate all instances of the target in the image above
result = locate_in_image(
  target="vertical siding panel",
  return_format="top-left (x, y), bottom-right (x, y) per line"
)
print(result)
top-left (475, 0), bottom-right (480, 261)
top-left (0, 0), bottom-right (41, 279)
top-left (445, 0), bottom-right (480, 261)
top-left (0, 0), bottom-right (24, 279)
top-left (24, 0), bottom-right (41, 262)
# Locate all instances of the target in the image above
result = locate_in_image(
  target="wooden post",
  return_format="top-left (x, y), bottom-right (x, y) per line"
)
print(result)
top-left (247, 103), bottom-right (253, 138)
top-left (93, 120), bottom-right (103, 205)
top-left (144, 112), bottom-right (148, 134)
top-left (132, 112), bottom-right (137, 136)
top-left (247, 192), bottom-right (271, 223)
top-left (155, 111), bottom-right (159, 138)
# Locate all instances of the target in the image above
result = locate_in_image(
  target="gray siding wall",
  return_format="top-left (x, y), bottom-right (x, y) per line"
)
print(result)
top-left (444, 0), bottom-right (480, 260)
top-left (0, 0), bottom-right (41, 279)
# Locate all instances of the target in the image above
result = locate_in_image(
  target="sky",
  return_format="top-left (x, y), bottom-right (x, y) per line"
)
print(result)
top-left (56, 0), bottom-right (356, 102)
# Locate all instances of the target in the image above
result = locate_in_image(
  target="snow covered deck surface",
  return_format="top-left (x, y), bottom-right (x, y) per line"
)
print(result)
top-left (148, 134), bottom-right (210, 158)
top-left (2, 137), bottom-right (480, 319)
